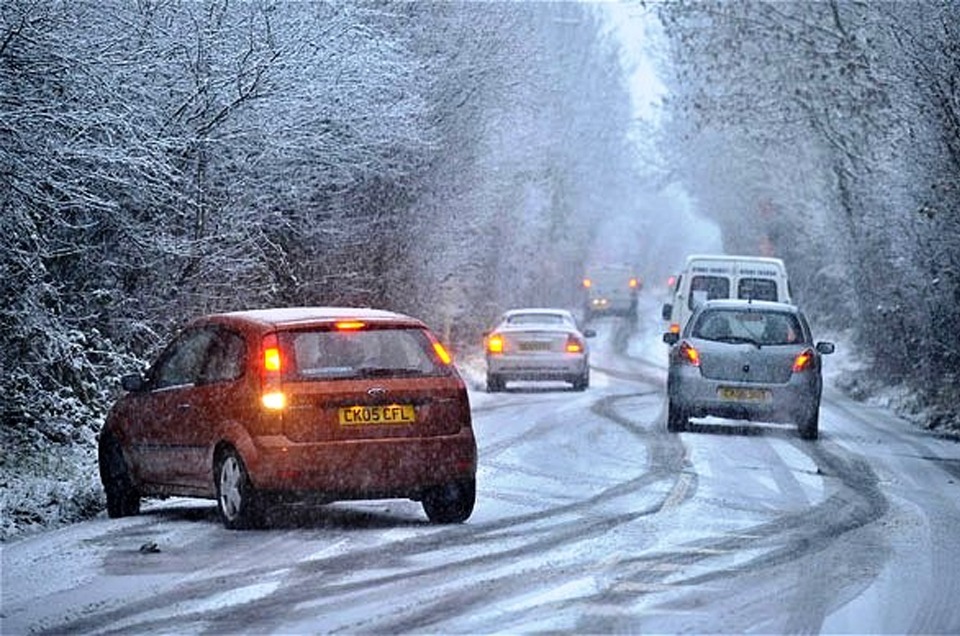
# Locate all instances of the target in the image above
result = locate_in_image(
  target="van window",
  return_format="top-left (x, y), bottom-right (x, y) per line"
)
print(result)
top-left (738, 278), bottom-right (778, 301)
top-left (688, 275), bottom-right (730, 310)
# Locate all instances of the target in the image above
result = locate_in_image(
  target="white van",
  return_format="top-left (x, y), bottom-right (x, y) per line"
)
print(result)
top-left (661, 254), bottom-right (791, 334)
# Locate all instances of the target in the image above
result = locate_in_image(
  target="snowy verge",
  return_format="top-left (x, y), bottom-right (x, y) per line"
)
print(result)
top-left (821, 328), bottom-right (960, 438)
top-left (0, 425), bottom-right (104, 543)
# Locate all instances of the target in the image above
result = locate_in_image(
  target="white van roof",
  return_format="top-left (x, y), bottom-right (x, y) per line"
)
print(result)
top-left (683, 254), bottom-right (786, 276)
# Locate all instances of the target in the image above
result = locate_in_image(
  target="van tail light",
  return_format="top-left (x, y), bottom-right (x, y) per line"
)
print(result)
top-left (486, 333), bottom-right (504, 355)
top-left (792, 348), bottom-right (816, 373)
top-left (261, 333), bottom-right (286, 410)
top-left (565, 335), bottom-right (584, 354)
top-left (678, 340), bottom-right (701, 366)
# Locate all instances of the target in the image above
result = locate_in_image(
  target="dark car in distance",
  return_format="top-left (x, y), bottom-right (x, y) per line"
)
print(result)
top-left (99, 307), bottom-right (477, 529)
top-left (663, 300), bottom-right (834, 440)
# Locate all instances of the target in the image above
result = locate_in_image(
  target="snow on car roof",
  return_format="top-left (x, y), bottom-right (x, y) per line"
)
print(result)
top-left (698, 299), bottom-right (799, 312)
top-left (503, 308), bottom-right (574, 317)
top-left (203, 307), bottom-right (424, 328)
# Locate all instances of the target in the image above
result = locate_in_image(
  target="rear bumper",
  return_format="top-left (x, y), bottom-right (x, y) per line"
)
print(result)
top-left (246, 429), bottom-right (477, 497)
top-left (486, 353), bottom-right (588, 380)
top-left (668, 366), bottom-right (821, 423)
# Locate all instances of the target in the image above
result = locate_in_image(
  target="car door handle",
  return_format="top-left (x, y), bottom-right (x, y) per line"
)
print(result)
top-left (177, 403), bottom-right (192, 410)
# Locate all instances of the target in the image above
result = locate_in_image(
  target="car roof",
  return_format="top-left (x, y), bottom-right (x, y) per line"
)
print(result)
top-left (502, 308), bottom-right (575, 318)
top-left (697, 299), bottom-right (800, 313)
top-left (194, 307), bottom-right (427, 330)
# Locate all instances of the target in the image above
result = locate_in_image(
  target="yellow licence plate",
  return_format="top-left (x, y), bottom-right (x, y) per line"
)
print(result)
top-left (717, 387), bottom-right (770, 402)
top-left (339, 404), bottom-right (416, 425)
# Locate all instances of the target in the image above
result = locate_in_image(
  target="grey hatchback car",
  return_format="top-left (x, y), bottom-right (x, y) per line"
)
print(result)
top-left (662, 300), bottom-right (835, 439)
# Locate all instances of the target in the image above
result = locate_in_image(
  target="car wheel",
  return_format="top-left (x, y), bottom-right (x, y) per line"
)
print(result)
top-left (422, 478), bottom-right (476, 524)
top-left (798, 407), bottom-right (820, 440)
top-left (98, 433), bottom-right (141, 518)
top-left (667, 400), bottom-right (687, 433)
top-left (215, 448), bottom-right (263, 529)
top-left (572, 371), bottom-right (589, 391)
top-left (486, 373), bottom-right (504, 393)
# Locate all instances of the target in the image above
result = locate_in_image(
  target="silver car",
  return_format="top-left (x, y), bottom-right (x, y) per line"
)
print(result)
top-left (484, 308), bottom-right (596, 392)
top-left (662, 300), bottom-right (835, 439)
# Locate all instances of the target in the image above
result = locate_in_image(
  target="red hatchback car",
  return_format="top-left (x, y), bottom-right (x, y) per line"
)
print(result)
top-left (99, 307), bottom-right (477, 529)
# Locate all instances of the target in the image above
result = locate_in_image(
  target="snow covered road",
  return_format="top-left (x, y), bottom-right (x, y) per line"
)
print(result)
top-left (3, 306), bottom-right (959, 634)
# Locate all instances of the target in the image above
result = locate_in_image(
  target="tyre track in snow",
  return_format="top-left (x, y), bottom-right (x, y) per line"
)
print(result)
top-left (25, 315), bottom-right (899, 634)
top-left (568, 321), bottom-right (895, 633)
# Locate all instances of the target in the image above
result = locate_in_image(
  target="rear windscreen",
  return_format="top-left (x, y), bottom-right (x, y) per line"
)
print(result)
top-left (507, 313), bottom-right (571, 326)
top-left (738, 278), bottom-right (778, 301)
top-left (688, 276), bottom-right (731, 309)
top-left (278, 327), bottom-right (446, 380)
top-left (692, 310), bottom-right (804, 345)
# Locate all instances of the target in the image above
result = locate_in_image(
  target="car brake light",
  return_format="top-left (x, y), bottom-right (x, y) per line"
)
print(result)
top-left (261, 333), bottom-right (285, 410)
top-left (565, 335), bottom-right (584, 353)
top-left (678, 341), bottom-right (700, 366)
top-left (264, 347), bottom-right (281, 372)
top-left (582, 278), bottom-right (592, 288)
top-left (486, 334), bottom-right (504, 354)
top-left (433, 341), bottom-right (453, 365)
top-left (335, 320), bottom-right (365, 330)
top-left (792, 348), bottom-right (815, 372)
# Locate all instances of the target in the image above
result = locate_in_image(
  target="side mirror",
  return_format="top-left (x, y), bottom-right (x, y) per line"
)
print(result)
top-left (583, 329), bottom-right (597, 338)
top-left (121, 373), bottom-right (147, 392)
top-left (816, 342), bottom-right (835, 355)
top-left (661, 303), bottom-right (673, 321)
top-left (662, 332), bottom-right (679, 346)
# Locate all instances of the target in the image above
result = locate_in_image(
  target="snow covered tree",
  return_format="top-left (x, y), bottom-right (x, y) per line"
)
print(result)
top-left (655, 0), bottom-right (960, 421)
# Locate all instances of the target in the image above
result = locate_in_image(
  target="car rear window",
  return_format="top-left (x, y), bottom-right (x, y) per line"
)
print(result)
top-left (693, 310), bottom-right (804, 345)
top-left (278, 327), bottom-right (447, 380)
top-left (507, 313), bottom-right (569, 326)
top-left (738, 277), bottom-right (778, 301)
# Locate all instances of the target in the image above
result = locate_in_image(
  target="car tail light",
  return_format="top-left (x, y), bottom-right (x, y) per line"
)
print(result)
top-left (582, 278), bottom-right (592, 288)
top-left (669, 323), bottom-right (680, 334)
top-left (792, 348), bottom-right (816, 373)
top-left (678, 340), bottom-right (700, 366)
top-left (261, 333), bottom-right (286, 410)
top-left (565, 335), bottom-right (584, 353)
top-left (486, 333), bottom-right (504, 354)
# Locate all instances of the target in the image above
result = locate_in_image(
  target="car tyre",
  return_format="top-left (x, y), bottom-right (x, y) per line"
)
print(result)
top-left (667, 400), bottom-right (687, 433)
top-left (798, 406), bottom-right (820, 440)
top-left (486, 373), bottom-right (504, 393)
top-left (572, 371), bottom-right (589, 391)
top-left (216, 448), bottom-right (264, 529)
top-left (422, 478), bottom-right (476, 524)
top-left (98, 433), bottom-right (141, 518)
